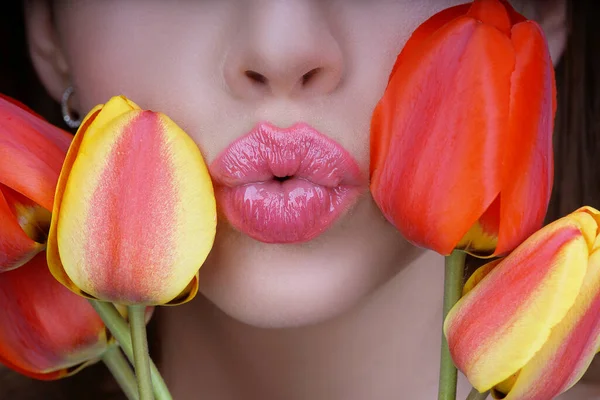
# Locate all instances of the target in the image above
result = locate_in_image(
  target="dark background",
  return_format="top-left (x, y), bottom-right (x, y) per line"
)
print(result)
top-left (1, 2), bottom-right (63, 124)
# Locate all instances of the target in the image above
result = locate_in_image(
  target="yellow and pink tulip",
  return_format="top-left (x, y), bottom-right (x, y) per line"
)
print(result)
top-left (444, 206), bottom-right (600, 399)
top-left (47, 95), bottom-right (217, 306)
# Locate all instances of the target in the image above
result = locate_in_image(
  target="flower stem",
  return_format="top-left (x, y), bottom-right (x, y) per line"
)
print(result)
top-left (89, 300), bottom-right (173, 400)
top-left (102, 345), bottom-right (139, 400)
top-left (466, 388), bottom-right (490, 400)
top-left (438, 250), bottom-right (467, 400)
top-left (129, 305), bottom-right (154, 400)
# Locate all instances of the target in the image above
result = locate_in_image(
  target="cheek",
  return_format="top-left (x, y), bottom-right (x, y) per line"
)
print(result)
top-left (57, 2), bottom-right (235, 123)
top-left (64, 35), bottom-right (220, 116)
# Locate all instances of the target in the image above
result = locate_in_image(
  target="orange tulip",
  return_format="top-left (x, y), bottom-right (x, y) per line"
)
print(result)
top-left (444, 207), bottom-right (600, 399)
top-left (370, 0), bottom-right (556, 257)
top-left (0, 95), bottom-right (72, 270)
top-left (47, 96), bottom-right (216, 305)
top-left (0, 252), bottom-right (109, 380)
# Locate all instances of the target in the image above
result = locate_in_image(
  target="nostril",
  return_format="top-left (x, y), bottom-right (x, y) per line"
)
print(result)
top-left (301, 68), bottom-right (322, 86)
top-left (245, 70), bottom-right (268, 85)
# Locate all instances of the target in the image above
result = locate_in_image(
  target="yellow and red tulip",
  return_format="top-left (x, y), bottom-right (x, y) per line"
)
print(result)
top-left (47, 95), bottom-right (217, 306)
top-left (0, 252), bottom-right (109, 380)
top-left (370, 0), bottom-right (556, 257)
top-left (0, 95), bottom-right (72, 271)
top-left (444, 207), bottom-right (600, 399)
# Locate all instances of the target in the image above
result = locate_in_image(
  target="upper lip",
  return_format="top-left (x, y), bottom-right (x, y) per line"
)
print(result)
top-left (209, 122), bottom-right (364, 188)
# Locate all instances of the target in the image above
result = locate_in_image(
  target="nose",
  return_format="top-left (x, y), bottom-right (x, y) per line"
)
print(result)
top-left (223, 1), bottom-right (344, 99)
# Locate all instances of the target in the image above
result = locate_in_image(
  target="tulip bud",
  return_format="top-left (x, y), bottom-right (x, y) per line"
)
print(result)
top-left (445, 207), bottom-right (600, 399)
top-left (0, 95), bottom-right (72, 270)
top-left (0, 252), bottom-right (109, 380)
top-left (47, 96), bottom-right (217, 305)
top-left (370, 0), bottom-right (556, 257)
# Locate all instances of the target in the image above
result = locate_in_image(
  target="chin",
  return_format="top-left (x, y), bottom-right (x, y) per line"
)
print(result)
top-left (199, 268), bottom-right (377, 329)
top-left (197, 196), bottom-right (409, 329)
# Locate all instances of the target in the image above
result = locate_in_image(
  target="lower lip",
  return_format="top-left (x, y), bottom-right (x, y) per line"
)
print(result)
top-left (216, 178), bottom-right (360, 243)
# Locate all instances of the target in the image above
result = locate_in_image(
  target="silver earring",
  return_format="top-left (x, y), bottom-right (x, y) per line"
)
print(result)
top-left (61, 86), bottom-right (82, 129)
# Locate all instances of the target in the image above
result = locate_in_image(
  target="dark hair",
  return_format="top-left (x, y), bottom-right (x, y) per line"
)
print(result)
top-left (546, 0), bottom-right (600, 220)
top-left (1, 0), bottom-right (600, 398)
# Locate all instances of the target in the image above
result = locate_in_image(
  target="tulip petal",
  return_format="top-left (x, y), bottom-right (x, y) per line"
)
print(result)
top-left (78, 95), bottom-right (140, 140)
top-left (495, 21), bottom-right (555, 255)
top-left (575, 206), bottom-right (600, 249)
top-left (372, 4), bottom-right (470, 168)
top-left (0, 186), bottom-right (44, 271)
top-left (52, 97), bottom-right (216, 305)
top-left (0, 96), bottom-right (71, 211)
top-left (47, 108), bottom-right (102, 297)
top-left (0, 95), bottom-right (71, 152)
top-left (467, 0), bottom-right (512, 36)
top-left (0, 252), bottom-right (107, 380)
top-left (371, 16), bottom-right (514, 255)
top-left (462, 258), bottom-right (502, 296)
top-left (445, 214), bottom-right (594, 391)
top-left (493, 248), bottom-right (600, 399)
top-left (456, 195), bottom-right (500, 256)
top-left (0, 94), bottom-right (47, 120)
top-left (387, 4), bottom-right (470, 81)
top-left (166, 272), bottom-right (199, 306)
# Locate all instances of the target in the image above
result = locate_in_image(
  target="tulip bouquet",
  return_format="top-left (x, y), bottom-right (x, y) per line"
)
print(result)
top-left (371, 0), bottom-right (598, 399)
top-left (0, 95), bottom-right (216, 400)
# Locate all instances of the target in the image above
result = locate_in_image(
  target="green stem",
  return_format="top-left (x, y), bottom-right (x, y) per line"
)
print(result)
top-left (102, 345), bottom-right (139, 400)
top-left (89, 300), bottom-right (173, 400)
top-left (466, 388), bottom-right (490, 400)
top-left (129, 305), bottom-right (154, 400)
top-left (438, 250), bottom-right (467, 400)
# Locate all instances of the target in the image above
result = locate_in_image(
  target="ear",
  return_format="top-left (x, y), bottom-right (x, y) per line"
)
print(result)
top-left (513, 0), bottom-right (567, 64)
top-left (536, 0), bottom-right (567, 65)
top-left (24, 0), bottom-right (70, 103)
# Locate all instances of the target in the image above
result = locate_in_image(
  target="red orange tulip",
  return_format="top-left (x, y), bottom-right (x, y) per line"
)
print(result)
top-left (47, 96), bottom-right (216, 305)
top-left (0, 252), bottom-right (109, 380)
top-left (370, 0), bottom-right (556, 257)
top-left (0, 95), bottom-right (72, 270)
top-left (445, 207), bottom-right (600, 399)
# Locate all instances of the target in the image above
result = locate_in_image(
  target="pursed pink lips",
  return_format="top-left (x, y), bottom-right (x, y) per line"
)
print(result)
top-left (209, 122), bottom-right (365, 243)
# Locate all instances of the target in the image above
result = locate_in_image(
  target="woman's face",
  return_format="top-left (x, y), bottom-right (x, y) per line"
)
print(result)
top-left (29, 0), bottom-right (559, 328)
